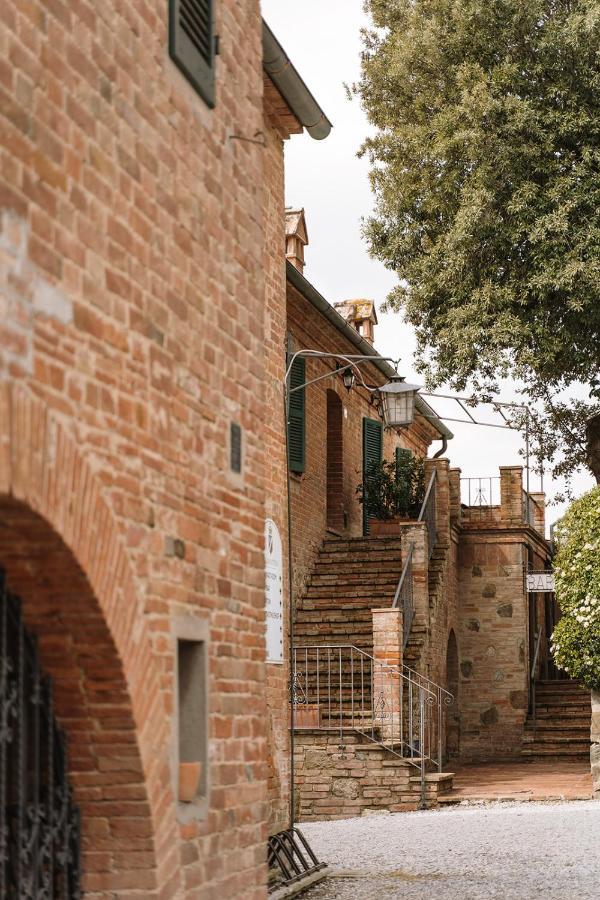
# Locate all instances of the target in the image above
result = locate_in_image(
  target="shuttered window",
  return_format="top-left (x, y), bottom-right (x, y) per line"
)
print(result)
top-left (287, 357), bottom-right (306, 475)
top-left (169, 0), bottom-right (216, 108)
top-left (362, 417), bottom-right (383, 535)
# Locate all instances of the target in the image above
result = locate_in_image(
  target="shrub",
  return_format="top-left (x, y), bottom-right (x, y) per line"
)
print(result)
top-left (551, 486), bottom-right (600, 690)
top-left (356, 455), bottom-right (425, 521)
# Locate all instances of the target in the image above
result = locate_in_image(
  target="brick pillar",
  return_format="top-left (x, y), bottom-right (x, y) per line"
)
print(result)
top-left (500, 466), bottom-right (524, 525)
top-left (449, 467), bottom-right (462, 527)
top-left (425, 458), bottom-right (451, 547)
top-left (529, 492), bottom-right (546, 537)
top-left (372, 608), bottom-right (403, 743)
top-left (592, 691), bottom-right (600, 798)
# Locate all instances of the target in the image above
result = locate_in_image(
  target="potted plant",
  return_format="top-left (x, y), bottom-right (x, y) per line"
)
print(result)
top-left (356, 454), bottom-right (425, 535)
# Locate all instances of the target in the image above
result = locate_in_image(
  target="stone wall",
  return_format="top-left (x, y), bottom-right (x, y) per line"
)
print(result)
top-left (457, 536), bottom-right (529, 759)
top-left (592, 691), bottom-right (600, 798)
top-left (294, 732), bottom-right (450, 820)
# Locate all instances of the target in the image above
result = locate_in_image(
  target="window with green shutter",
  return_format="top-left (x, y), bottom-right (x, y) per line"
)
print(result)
top-left (287, 357), bottom-right (306, 475)
top-left (169, 0), bottom-right (216, 108)
top-left (362, 417), bottom-right (383, 534)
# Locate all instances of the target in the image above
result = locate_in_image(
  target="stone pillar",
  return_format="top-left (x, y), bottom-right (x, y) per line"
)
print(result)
top-left (592, 691), bottom-right (600, 798)
top-left (500, 466), bottom-right (524, 526)
top-left (372, 608), bottom-right (403, 743)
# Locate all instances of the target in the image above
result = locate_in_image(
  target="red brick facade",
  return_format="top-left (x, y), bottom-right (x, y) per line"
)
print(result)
top-left (0, 1), bottom-right (273, 895)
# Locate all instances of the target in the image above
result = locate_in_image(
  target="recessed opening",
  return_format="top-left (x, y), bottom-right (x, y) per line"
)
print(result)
top-left (230, 422), bottom-right (242, 473)
top-left (177, 639), bottom-right (207, 803)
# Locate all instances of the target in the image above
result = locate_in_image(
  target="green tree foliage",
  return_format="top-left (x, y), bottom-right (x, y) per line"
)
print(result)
top-left (356, 456), bottom-right (425, 520)
top-left (357, 0), bottom-right (600, 484)
top-left (551, 486), bottom-right (600, 689)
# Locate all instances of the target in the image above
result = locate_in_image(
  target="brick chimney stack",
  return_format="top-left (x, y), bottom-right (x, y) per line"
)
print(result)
top-left (333, 300), bottom-right (378, 344)
top-left (285, 208), bottom-right (308, 273)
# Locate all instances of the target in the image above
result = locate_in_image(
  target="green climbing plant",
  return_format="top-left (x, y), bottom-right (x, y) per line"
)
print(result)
top-left (551, 486), bottom-right (600, 690)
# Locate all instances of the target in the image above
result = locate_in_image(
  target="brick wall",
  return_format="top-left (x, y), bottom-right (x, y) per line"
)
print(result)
top-left (287, 281), bottom-right (441, 598)
top-left (262, 115), bottom-right (291, 836)
top-left (0, 1), bottom-right (269, 896)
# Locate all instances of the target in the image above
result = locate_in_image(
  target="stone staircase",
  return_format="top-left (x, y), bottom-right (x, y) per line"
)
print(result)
top-left (522, 680), bottom-right (591, 759)
top-left (295, 536), bottom-right (405, 655)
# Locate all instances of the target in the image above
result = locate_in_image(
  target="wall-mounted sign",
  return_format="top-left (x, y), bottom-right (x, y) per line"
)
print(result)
top-left (526, 572), bottom-right (555, 593)
top-left (265, 519), bottom-right (284, 664)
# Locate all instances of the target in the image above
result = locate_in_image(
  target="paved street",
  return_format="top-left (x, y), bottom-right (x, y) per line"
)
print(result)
top-left (301, 800), bottom-right (600, 899)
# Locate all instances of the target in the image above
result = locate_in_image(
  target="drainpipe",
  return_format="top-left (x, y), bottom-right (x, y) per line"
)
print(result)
top-left (433, 437), bottom-right (448, 459)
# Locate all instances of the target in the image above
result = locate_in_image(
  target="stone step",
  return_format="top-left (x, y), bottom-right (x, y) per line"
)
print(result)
top-left (521, 746), bottom-right (590, 758)
top-left (523, 730), bottom-right (590, 742)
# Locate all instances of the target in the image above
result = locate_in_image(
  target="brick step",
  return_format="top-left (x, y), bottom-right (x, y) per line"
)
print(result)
top-left (312, 559), bottom-right (402, 577)
top-left (529, 711), bottom-right (590, 723)
top-left (302, 587), bottom-right (397, 600)
top-left (525, 722), bottom-right (591, 734)
top-left (304, 580), bottom-right (398, 591)
top-left (521, 745), bottom-right (590, 758)
top-left (320, 539), bottom-right (403, 555)
top-left (523, 729), bottom-right (590, 742)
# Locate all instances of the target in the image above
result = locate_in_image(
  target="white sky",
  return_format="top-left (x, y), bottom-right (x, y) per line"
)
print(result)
top-left (262, 0), bottom-right (594, 527)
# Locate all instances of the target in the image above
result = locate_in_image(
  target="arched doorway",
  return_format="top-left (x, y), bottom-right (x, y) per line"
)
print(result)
top-left (446, 629), bottom-right (460, 760)
top-left (1, 571), bottom-right (80, 895)
top-left (326, 390), bottom-right (344, 531)
top-left (0, 497), bottom-right (159, 897)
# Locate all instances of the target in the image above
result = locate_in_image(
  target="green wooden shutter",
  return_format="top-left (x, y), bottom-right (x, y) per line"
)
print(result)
top-left (169, 0), bottom-right (216, 108)
top-left (362, 417), bottom-right (383, 534)
top-left (288, 357), bottom-right (306, 474)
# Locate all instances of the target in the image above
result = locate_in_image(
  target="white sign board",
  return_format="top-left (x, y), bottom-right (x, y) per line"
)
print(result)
top-left (527, 572), bottom-right (555, 593)
top-left (265, 519), bottom-right (284, 664)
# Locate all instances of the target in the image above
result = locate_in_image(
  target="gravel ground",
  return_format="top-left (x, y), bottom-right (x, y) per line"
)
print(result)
top-left (299, 801), bottom-right (600, 899)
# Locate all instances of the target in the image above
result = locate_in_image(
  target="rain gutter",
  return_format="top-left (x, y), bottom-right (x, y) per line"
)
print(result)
top-left (286, 261), bottom-right (453, 440)
top-left (262, 21), bottom-right (332, 141)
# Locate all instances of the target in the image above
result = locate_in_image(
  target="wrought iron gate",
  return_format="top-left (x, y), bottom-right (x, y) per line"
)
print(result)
top-left (0, 571), bottom-right (81, 898)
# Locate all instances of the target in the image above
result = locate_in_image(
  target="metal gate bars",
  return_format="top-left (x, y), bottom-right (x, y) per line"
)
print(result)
top-left (0, 571), bottom-right (81, 899)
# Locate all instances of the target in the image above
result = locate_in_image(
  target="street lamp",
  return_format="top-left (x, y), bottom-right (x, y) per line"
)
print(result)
top-left (378, 377), bottom-right (422, 429)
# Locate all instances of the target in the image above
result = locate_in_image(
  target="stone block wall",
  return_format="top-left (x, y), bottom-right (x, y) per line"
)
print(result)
top-left (457, 538), bottom-right (529, 759)
top-left (294, 732), bottom-right (447, 820)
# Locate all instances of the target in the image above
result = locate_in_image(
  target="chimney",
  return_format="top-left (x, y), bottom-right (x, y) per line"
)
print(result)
top-left (285, 208), bottom-right (308, 273)
top-left (333, 299), bottom-right (378, 345)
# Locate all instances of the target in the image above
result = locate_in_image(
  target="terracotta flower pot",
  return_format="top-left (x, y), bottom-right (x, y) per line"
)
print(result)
top-left (178, 761), bottom-right (202, 803)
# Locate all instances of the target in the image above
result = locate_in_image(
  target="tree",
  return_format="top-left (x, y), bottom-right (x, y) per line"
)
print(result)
top-left (356, 0), bottom-right (600, 487)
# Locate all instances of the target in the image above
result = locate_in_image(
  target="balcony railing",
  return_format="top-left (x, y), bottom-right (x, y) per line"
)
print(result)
top-left (460, 475), bottom-right (501, 509)
top-left (292, 644), bottom-right (453, 806)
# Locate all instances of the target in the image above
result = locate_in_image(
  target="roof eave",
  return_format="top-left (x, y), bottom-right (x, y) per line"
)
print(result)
top-left (285, 262), bottom-right (453, 440)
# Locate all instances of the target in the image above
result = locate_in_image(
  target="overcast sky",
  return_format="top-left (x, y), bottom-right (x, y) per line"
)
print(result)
top-left (262, 0), bottom-right (594, 527)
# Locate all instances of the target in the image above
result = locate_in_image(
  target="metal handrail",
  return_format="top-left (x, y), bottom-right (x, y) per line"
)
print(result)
top-left (392, 545), bottom-right (415, 653)
top-left (418, 471), bottom-right (437, 559)
top-left (292, 643), bottom-right (453, 808)
top-left (530, 627), bottom-right (543, 736)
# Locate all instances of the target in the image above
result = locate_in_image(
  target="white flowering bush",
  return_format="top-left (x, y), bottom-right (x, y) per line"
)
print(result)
top-left (551, 486), bottom-right (600, 690)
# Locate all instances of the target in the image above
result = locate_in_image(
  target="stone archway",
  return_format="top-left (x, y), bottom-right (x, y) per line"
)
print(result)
top-left (326, 390), bottom-right (344, 532)
top-left (446, 629), bottom-right (460, 760)
top-left (0, 384), bottom-right (179, 897)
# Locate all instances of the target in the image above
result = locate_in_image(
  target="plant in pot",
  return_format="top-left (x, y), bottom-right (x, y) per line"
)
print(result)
top-left (356, 454), bottom-right (425, 536)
